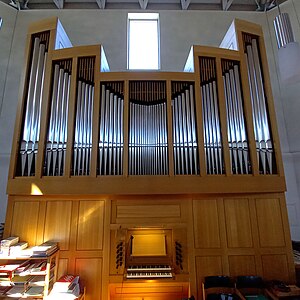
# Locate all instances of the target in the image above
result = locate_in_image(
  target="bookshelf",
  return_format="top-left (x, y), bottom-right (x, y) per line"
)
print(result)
top-left (0, 250), bottom-right (59, 299)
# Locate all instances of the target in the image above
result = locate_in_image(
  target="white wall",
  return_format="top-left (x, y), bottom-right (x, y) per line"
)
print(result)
top-left (0, 2), bottom-right (299, 240)
top-left (266, 0), bottom-right (300, 240)
top-left (0, 2), bottom-right (17, 223)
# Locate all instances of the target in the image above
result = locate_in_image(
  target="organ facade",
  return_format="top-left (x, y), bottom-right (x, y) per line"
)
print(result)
top-left (4, 17), bottom-right (295, 300)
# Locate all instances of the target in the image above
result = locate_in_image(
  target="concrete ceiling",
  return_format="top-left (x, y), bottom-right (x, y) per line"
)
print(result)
top-left (0, 0), bottom-right (288, 10)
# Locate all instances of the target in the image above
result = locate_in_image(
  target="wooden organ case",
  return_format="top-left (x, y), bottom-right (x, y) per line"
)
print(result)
top-left (4, 17), bottom-right (295, 300)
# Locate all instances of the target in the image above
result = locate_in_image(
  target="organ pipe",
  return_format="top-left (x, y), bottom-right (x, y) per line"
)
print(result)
top-left (98, 82), bottom-right (124, 176)
top-left (222, 60), bottom-right (251, 174)
top-left (18, 31), bottom-right (50, 176)
top-left (72, 56), bottom-right (95, 176)
top-left (199, 57), bottom-right (224, 175)
top-left (128, 81), bottom-right (168, 176)
top-left (44, 59), bottom-right (72, 176)
top-left (243, 34), bottom-right (276, 174)
top-left (171, 82), bottom-right (199, 175)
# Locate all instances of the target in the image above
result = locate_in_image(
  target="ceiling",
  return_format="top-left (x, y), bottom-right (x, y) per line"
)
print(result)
top-left (0, 0), bottom-right (287, 11)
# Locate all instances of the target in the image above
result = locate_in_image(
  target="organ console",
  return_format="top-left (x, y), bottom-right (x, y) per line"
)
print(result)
top-left (4, 16), bottom-right (295, 300)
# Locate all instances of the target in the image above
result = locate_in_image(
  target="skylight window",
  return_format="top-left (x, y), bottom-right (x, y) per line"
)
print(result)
top-left (128, 13), bottom-right (160, 70)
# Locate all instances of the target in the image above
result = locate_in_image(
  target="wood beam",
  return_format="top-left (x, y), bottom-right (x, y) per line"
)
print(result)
top-left (53, 0), bottom-right (64, 9)
top-left (181, 0), bottom-right (191, 10)
top-left (138, 0), bottom-right (148, 9)
top-left (222, 0), bottom-right (234, 11)
top-left (96, 0), bottom-right (106, 9)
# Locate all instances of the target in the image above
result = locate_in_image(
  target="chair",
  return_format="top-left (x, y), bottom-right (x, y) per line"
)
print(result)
top-left (202, 276), bottom-right (240, 300)
top-left (235, 276), bottom-right (269, 300)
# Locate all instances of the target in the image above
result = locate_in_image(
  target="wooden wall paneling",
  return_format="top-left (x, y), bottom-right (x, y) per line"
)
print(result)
top-left (110, 282), bottom-right (189, 300)
top-left (261, 254), bottom-right (290, 282)
top-left (75, 258), bottom-right (103, 300)
top-left (255, 198), bottom-right (285, 247)
top-left (112, 199), bottom-right (185, 224)
top-left (195, 256), bottom-right (224, 300)
top-left (193, 199), bottom-right (221, 249)
top-left (77, 200), bottom-right (105, 250)
top-left (57, 258), bottom-right (69, 279)
top-left (278, 195), bottom-right (296, 282)
top-left (10, 201), bottom-right (40, 246)
top-left (44, 200), bottom-right (72, 250)
top-left (228, 255), bottom-right (256, 277)
top-left (224, 198), bottom-right (253, 248)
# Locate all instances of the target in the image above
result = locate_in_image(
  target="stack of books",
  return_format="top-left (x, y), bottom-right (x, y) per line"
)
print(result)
top-left (0, 263), bottom-right (22, 282)
top-left (32, 241), bottom-right (58, 257)
top-left (46, 274), bottom-right (81, 300)
top-left (0, 237), bottom-right (19, 256)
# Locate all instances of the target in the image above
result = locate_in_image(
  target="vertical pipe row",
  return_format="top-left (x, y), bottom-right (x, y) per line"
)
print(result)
top-left (222, 60), bottom-right (251, 174)
top-left (98, 82), bottom-right (124, 175)
top-left (199, 57), bottom-right (224, 175)
top-left (44, 60), bottom-right (72, 176)
top-left (171, 82), bottom-right (199, 175)
top-left (128, 81), bottom-right (168, 175)
top-left (73, 57), bottom-right (95, 176)
top-left (18, 32), bottom-right (50, 176)
top-left (243, 34), bottom-right (276, 174)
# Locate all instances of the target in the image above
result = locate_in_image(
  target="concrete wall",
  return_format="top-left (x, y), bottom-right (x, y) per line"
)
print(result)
top-left (0, 1), bottom-right (299, 240)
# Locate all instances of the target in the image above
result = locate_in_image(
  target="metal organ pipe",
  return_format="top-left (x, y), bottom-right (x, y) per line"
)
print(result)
top-left (128, 81), bottom-right (168, 176)
top-left (19, 33), bottom-right (49, 176)
top-left (199, 57), bottom-right (224, 175)
top-left (45, 60), bottom-right (71, 176)
top-left (72, 57), bottom-right (95, 176)
top-left (243, 34), bottom-right (275, 174)
top-left (98, 82), bottom-right (124, 176)
top-left (222, 60), bottom-right (251, 174)
top-left (171, 82), bottom-right (199, 175)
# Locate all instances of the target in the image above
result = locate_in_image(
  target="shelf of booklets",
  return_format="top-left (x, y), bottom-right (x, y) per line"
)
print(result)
top-left (0, 250), bottom-right (59, 299)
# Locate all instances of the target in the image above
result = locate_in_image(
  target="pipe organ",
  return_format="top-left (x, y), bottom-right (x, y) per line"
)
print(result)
top-left (5, 17), bottom-right (295, 300)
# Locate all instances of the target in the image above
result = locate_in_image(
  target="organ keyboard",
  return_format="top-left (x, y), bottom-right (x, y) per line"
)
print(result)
top-left (126, 265), bottom-right (173, 279)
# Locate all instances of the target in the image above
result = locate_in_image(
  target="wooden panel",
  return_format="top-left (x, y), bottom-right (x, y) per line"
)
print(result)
top-left (224, 198), bottom-right (253, 248)
top-left (116, 204), bottom-right (180, 219)
top-left (196, 256), bottom-right (223, 300)
top-left (57, 258), bottom-right (69, 279)
top-left (75, 258), bottom-right (102, 300)
top-left (261, 255), bottom-right (289, 282)
top-left (255, 198), bottom-right (285, 247)
top-left (44, 201), bottom-right (72, 250)
top-left (10, 201), bottom-right (40, 246)
top-left (110, 282), bottom-right (189, 300)
top-left (77, 200), bottom-right (105, 250)
top-left (228, 255), bottom-right (256, 276)
top-left (193, 200), bottom-right (220, 248)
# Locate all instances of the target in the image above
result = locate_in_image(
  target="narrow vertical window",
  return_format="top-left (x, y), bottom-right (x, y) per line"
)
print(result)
top-left (128, 13), bottom-right (160, 70)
